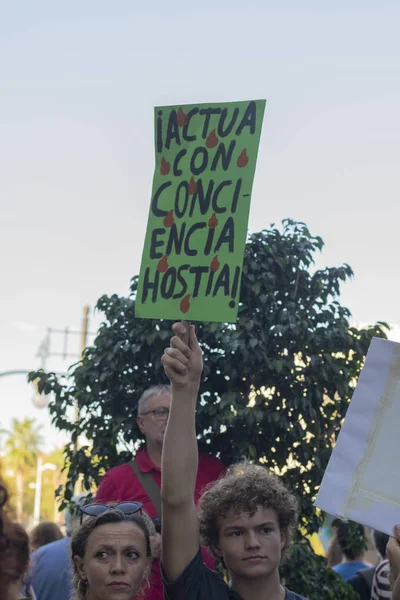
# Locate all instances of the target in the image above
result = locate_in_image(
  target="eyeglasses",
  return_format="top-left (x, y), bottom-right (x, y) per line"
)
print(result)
top-left (78, 501), bottom-right (143, 524)
top-left (0, 484), bottom-right (9, 551)
top-left (140, 407), bottom-right (169, 421)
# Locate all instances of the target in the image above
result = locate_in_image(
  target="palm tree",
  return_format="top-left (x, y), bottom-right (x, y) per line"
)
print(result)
top-left (5, 418), bottom-right (43, 521)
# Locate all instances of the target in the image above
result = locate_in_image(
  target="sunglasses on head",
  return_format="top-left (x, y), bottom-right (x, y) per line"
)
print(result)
top-left (78, 501), bottom-right (143, 524)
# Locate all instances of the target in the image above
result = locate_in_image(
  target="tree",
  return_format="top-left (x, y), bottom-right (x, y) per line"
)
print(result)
top-left (30, 220), bottom-right (387, 599)
top-left (4, 417), bottom-right (42, 522)
top-left (40, 447), bottom-right (67, 523)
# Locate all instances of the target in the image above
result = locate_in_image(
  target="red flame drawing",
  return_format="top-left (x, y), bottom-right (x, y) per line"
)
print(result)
top-left (157, 255), bottom-right (169, 273)
top-left (180, 294), bottom-right (191, 314)
top-left (237, 149), bottom-right (249, 168)
top-left (188, 176), bottom-right (198, 195)
top-left (177, 107), bottom-right (188, 127)
top-left (206, 129), bottom-right (218, 149)
top-left (208, 213), bottom-right (218, 229)
top-left (163, 210), bottom-right (174, 227)
top-left (210, 255), bottom-right (220, 272)
top-left (160, 157), bottom-right (171, 175)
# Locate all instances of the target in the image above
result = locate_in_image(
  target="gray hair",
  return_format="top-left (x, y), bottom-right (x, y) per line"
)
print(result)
top-left (138, 385), bottom-right (171, 415)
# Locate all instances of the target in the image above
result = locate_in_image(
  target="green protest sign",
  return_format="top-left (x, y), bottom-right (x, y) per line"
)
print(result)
top-left (136, 99), bottom-right (266, 323)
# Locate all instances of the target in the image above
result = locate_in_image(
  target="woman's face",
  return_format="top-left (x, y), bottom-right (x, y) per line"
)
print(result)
top-left (74, 521), bottom-right (150, 600)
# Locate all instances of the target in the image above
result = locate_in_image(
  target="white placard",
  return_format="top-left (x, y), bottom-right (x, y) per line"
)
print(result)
top-left (315, 337), bottom-right (400, 536)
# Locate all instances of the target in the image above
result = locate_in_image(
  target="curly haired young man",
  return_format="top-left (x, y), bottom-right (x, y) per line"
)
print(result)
top-left (161, 322), bottom-right (308, 600)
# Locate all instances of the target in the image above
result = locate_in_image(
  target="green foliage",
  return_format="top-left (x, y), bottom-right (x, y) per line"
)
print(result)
top-left (332, 518), bottom-right (369, 559)
top-left (4, 418), bottom-right (43, 522)
top-left (29, 219), bottom-right (388, 597)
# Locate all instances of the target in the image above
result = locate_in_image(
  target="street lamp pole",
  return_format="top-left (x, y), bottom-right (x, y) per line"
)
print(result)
top-left (33, 457), bottom-right (57, 526)
top-left (74, 305), bottom-right (90, 452)
top-left (0, 370), bottom-right (30, 378)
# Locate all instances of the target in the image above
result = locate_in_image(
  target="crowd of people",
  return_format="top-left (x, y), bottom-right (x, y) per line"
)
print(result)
top-left (326, 521), bottom-right (390, 599)
top-left (1, 322), bottom-right (400, 600)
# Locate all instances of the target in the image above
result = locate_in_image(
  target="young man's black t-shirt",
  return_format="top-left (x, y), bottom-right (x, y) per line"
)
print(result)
top-left (163, 548), bottom-right (308, 600)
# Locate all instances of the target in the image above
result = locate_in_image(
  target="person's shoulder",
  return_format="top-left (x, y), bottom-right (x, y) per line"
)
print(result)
top-left (376, 558), bottom-right (390, 574)
top-left (373, 559), bottom-right (391, 590)
top-left (163, 547), bottom-right (229, 599)
top-left (98, 462), bottom-right (133, 487)
top-left (96, 462), bottom-right (135, 501)
top-left (103, 462), bottom-right (133, 477)
top-left (198, 452), bottom-right (225, 473)
top-left (350, 565), bottom-right (375, 590)
top-left (332, 562), bottom-right (349, 573)
top-left (32, 536), bottom-right (70, 559)
top-left (285, 589), bottom-right (309, 600)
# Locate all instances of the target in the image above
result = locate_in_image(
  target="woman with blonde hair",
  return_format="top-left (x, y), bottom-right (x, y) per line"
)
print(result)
top-left (71, 502), bottom-right (154, 600)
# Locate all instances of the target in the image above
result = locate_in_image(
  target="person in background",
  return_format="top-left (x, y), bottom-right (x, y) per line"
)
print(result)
top-left (348, 529), bottom-right (389, 600)
top-left (386, 525), bottom-right (400, 600)
top-left (9, 524), bottom-right (36, 599)
top-left (332, 520), bottom-right (370, 582)
top-left (96, 385), bottom-right (224, 508)
top-left (71, 504), bottom-right (153, 600)
top-left (371, 558), bottom-right (392, 600)
top-left (326, 533), bottom-right (342, 568)
top-left (30, 520), bottom-right (63, 551)
top-left (96, 383), bottom-right (225, 600)
top-left (0, 482), bottom-right (35, 600)
top-left (29, 494), bottom-right (86, 600)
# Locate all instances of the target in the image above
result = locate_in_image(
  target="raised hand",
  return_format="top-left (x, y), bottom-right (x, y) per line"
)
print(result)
top-left (161, 322), bottom-right (203, 390)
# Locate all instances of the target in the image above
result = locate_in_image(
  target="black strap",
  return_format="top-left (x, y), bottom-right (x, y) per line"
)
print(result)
top-left (358, 567), bottom-right (375, 588)
top-left (130, 458), bottom-right (161, 517)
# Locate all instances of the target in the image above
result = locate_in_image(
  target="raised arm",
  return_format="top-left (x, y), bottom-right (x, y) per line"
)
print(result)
top-left (161, 322), bottom-right (203, 581)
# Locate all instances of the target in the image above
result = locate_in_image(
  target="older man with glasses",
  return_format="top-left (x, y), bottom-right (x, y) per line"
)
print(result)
top-left (96, 384), bottom-right (224, 600)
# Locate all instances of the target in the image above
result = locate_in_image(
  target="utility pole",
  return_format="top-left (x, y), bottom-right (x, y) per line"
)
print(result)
top-left (81, 305), bottom-right (90, 357)
top-left (33, 305), bottom-right (94, 409)
top-left (32, 457), bottom-right (56, 526)
top-left (74, 305), bottom-right (90, 452)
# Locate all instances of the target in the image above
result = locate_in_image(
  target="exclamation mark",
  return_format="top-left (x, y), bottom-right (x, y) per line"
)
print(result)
top-left (206, 271), bottom-right (215, 296)
top-left (156, 110), bottom-right (163, 153)
top-left (229, 267), bottom-right (241, 308)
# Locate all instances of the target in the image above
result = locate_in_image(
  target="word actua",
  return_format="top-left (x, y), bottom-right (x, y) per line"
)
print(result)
top-left (156, 101), bottom-right (257, 152)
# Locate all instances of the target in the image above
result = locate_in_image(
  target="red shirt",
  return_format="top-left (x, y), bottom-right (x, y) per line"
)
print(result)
top-left (96, 448), bottom-right (225, 600)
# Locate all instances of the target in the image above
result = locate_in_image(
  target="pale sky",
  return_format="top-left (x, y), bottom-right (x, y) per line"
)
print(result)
top-left (1, 1), bottom-right (399, 452)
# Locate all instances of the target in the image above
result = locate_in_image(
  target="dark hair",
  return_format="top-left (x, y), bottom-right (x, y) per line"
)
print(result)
top-left (71, 509), bottom-right (154, 600)
top-left (0, 482), bottom-right (30, 588)
top-left (373, 530), bottom-right (389, 559)
top-left (1, 521), bottom-right (30, 582)
top-left (198, 462), bottom-right (298, 561)
top-left (336, 520), bottom-right (366, 560)
top-left (326, 533), bottom-right (342, 567)
top-left (30, 521), bottom-right (63, 550)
